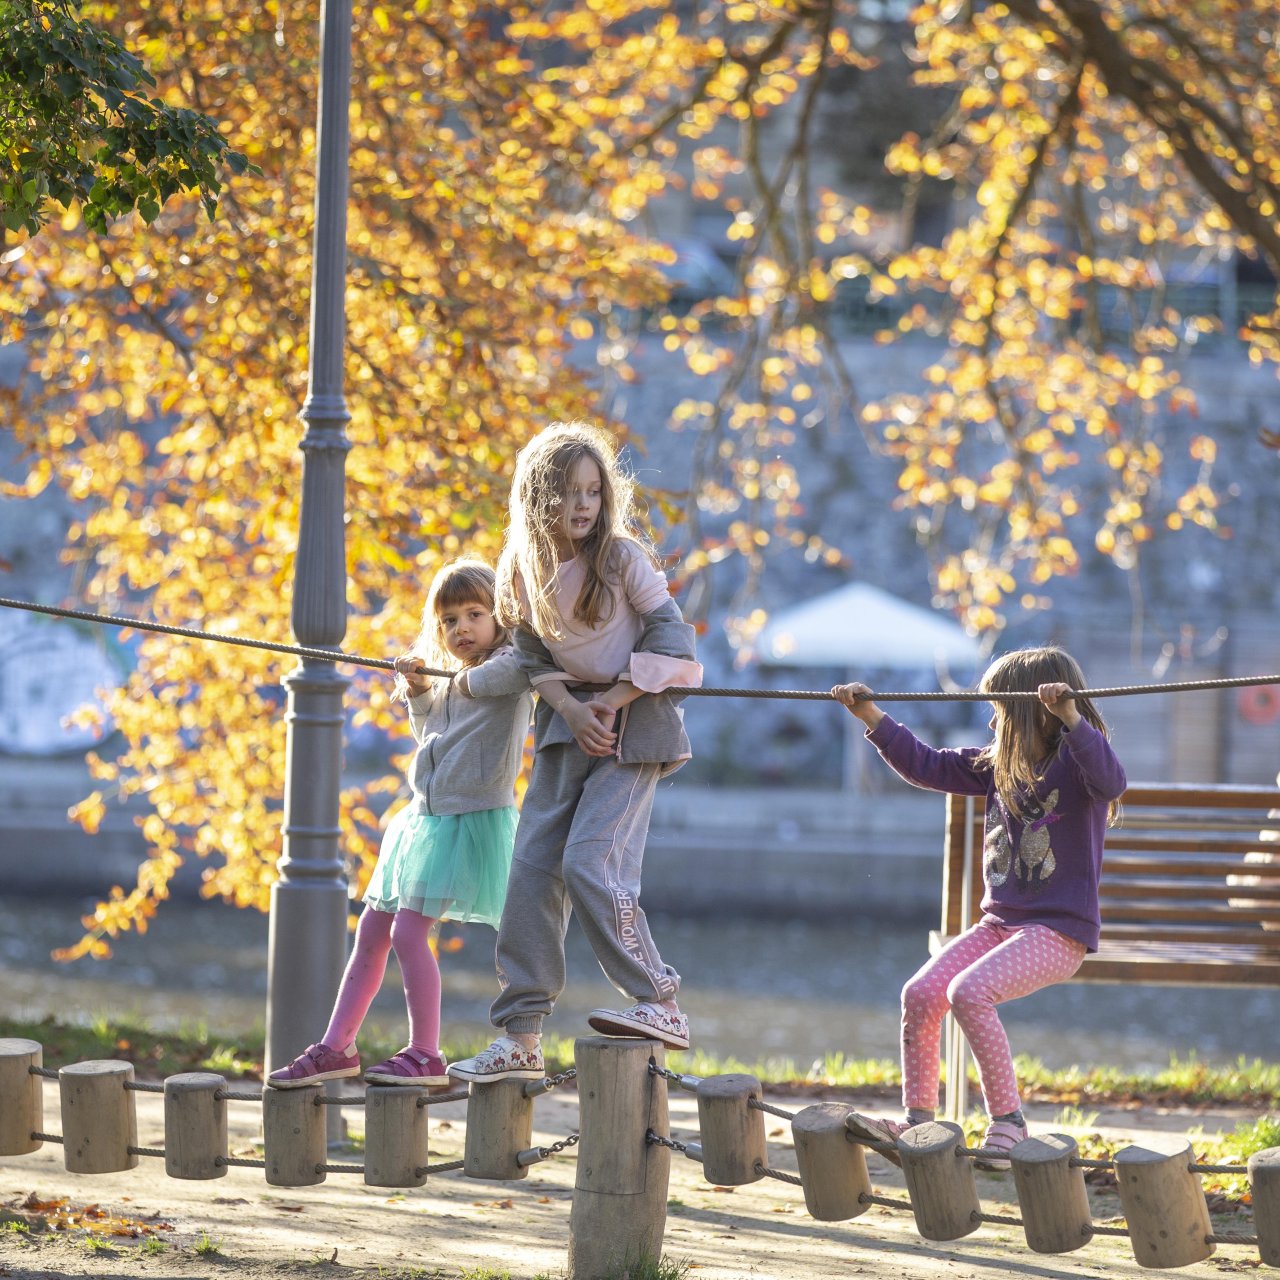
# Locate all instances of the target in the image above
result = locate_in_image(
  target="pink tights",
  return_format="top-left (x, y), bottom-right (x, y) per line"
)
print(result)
top-left (900, 922), bottom-right (1086, 1116)
top-left (322, 907), bottom-right (441, 1055)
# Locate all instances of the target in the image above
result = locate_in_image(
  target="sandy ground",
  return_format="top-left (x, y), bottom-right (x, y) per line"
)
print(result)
top-left (0, 1075), bottom-right (1268, 1280)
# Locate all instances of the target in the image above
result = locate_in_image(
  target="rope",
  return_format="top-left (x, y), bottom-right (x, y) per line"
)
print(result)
top-left (6, 596), bottom-right (1280, 704)
top-left (974, 1209), bottom-right (1024, 1227)
top-left (859, 1191), bottom-right (912, 1211)
top-left (128, 1145), bottom-right (165, 1158)
top-left (415, 1158), bottom-right (465, 1176)
top-left (748, 1097), bottom-right (798, 1121)
top-left (1192, 1161), bottom-right (1249, 1175)
top-left (1090, 1223), bottom-right (1132, 1238)
top-left (216, 1156), bottom-right (267, 1169)
top-left (753, 1160), bottom-right (804, 1187)
top-left (124, 1081), bottom-right (165, 1094)
top-left (30, 1132), bottom-right (63, 1144)
top-left (1210, 1232), bottom-right (1260, 1246)
top-left (30, 1067), bottom-right (58, 1080)
top-left (216, 1089), bottom-right (264, 1103)
top-left (317, 1161), bottom-right (363, 1174)
top-left (417, 1087), bottom-right (471, 1107)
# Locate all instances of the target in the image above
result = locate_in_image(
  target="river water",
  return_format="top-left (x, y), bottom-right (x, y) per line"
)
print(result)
top-left (2, 896), bottom-right (1276, 1075)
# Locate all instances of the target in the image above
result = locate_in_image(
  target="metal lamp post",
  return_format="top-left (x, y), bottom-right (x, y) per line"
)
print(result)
top-left (264, 0), bottom-right (354, 1086)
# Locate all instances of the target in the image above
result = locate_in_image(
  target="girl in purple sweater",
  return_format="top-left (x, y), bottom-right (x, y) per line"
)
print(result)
top-left (832, 646), bottom-right (1126, 1167)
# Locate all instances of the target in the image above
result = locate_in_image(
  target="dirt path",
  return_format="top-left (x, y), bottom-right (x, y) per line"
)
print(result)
top-left (0, 1079), bottom-right (1265, 1280)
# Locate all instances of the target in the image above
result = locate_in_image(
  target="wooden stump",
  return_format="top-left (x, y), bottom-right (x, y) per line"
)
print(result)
top-left (792, 1103), bottom-right (870, 1221)
top-left (464, 1078), bottom-right (534, 1180)
top-left (0, 1038), bottom-right (43, 1156)
top-left (364, 1087), bottom-right (429, 1187)
top-left (567, 1037), bottom-right (670, 1280)
top-left (1248, 1146), bottom-right (1280, 1268)
top-left (899, 1120), bottom-right (980, 1242)
top-left (262, 1085), bottom-right (326, 1187)
top-left (696, 1074), bottom-right (766, 1186)
top-left (59, 1060), bottom-right (138, 1175)
top-left (1010, 1133), bottom-right (1092, 1253)
top-left (164, 1073), bottom-right (227, 1180)
top-left (1114, 1138), bottom-right (1214, 1268)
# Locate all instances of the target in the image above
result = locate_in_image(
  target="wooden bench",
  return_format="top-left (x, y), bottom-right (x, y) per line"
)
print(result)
top-left (935, 782), bottom-right (1280, 1116)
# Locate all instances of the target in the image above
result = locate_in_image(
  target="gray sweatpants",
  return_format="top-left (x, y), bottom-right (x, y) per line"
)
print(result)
top-left (492, 745), bottom-right (681, 1035)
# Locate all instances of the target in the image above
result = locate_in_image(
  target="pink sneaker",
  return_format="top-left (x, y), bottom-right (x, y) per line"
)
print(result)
top-left (364, 1047), bottom-right (450, 1087)
top-left (974, 1118), bottom-right (1029, 1171)
top-left (844, 1112), bottom-right (912, 1167)
top-left (587, 1001), bottom-right (690, 1050)
top-left (267, 1042), bottom-right (360, 1089)
top-left (447, 1036), bottom-right (544, 1083)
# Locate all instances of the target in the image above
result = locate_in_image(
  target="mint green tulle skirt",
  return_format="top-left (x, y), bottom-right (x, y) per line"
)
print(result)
top-left (363, 804), bottom-right (517, 927)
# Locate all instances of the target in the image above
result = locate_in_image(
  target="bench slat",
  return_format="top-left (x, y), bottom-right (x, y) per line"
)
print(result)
top-left (1100, 880), bottom-right (1280, 901)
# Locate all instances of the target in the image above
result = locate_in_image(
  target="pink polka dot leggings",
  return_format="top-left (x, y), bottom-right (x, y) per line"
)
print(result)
top-left (901, 922), bottom-right (1086, 1116)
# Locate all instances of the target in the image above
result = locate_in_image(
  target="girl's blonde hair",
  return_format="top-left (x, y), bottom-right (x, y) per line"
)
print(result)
top-left (395, 558), bottom-right (508, 699)
top-left (496, 421), bottom-right (652, 638)
top-left (975, 646), bottom-right (1116, 821)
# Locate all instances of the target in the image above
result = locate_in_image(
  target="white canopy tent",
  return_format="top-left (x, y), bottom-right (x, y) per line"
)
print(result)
top-left (754, 582), bottom-right (984, 790)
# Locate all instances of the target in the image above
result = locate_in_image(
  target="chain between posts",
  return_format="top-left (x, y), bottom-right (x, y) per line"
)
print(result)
top-left (648, 1063), bottom-right (702, 1091)
top-left (646, 1130), bottom-right (689, 1154)
top-left (519, 1132), bottom-right (582, 1167)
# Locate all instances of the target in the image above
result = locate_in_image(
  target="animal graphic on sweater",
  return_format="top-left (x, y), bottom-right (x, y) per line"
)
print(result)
top-left (984, 814), bottom-right (1013, 888)
top-left (1017, 788), bottom-right (1060, 885)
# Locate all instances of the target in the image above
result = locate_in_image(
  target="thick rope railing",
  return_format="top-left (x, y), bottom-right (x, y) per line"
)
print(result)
top-left (5, 595), bottom-right (1280, 703)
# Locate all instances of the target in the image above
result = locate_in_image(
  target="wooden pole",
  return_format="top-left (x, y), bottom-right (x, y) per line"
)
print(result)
top-left (262, 1084), bottom-right (327, 1187)
top-left (1114, 1139), bottom-right (1214, 1268)
top-left (899, 1121), bottom-right (980, 1242)
top-left (59, 1060), bottom-right (138, 1174)
top-left (364, 1087), bottom-right (428, 1187)
top-left (696, 1074), bottom-right (766, 1186)
top-left (163, 1072), bottom-right (227, 1180)
top-left (1009, 1133), bottom-right (1092, 1253)
top-left (464, 1079), bottom-right (535, 1180)
top-left (0, 1038), bottom-right (42, 1156)
top-left (1248, 1146), bottom-right (1280, 1268)
top-left (792, 1103), bottom-right (871, 1221)
top-left (567, 1037), bottom-right (670, 1280)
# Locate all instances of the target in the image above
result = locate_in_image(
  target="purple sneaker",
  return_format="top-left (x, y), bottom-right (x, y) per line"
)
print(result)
top-left (587, 1001), bottom-right (690, 1050)
top-left (364, 1047), bottom-right (450, 1087)
top-left (844, 1112), bottom-right (912, 1167)
top-left (267, 1042), bottom-right (360, 1089)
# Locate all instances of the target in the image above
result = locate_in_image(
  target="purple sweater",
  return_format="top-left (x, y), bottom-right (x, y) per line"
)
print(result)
top-left (866, 716), bottom-right (1127, 950)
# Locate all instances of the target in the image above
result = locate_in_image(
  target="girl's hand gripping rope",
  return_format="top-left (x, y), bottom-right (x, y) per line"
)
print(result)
top-left (1037, 681), bottom-right (1081, 730)
top-left (394, 654), bottom-right (431, 699)
top-left (831, 681), bottom-right (886, 731)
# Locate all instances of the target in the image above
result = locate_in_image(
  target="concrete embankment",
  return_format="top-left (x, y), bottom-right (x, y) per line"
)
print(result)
top-left (0, 755), bottom-right (944, 920)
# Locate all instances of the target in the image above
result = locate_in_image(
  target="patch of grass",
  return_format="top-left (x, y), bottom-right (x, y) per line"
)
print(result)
top-left (83, 1236), bottom-right (115, 1253)
top-left (142, 1235), bottom-right (168, 1255)
top-left (3, 1013), bottom-right (1277, 1110)
top-left (1051, 1105), bottom-right (1101, 1131)
top-left (601, 1255), bottom-right (691, 1280)
top-left (193, 1230), bottom-right (223, 1257)
top-left (2, 1218), bottom-right (31, 1234)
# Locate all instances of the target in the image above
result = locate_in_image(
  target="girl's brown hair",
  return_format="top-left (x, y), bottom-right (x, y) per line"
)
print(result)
top-left (395, 558), bottom-right (507, 699)
top-left (975, 646), bottom-right (1116, 821)
top-left (496, 421), bottom-right (654, 638)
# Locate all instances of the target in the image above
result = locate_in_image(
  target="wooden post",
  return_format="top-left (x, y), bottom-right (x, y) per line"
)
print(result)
top-left (164, 1073), bottom-right (227, 1180)
top-left (1114, 1139), bottom-right (1214, 1268)
top-left (464, 1079), bottom-right (535, 1180)
top-left (59, 1060), bottom-right (137, 1175)
top-left (364, 1087), bottom-right (428, 1187)
top-left (792, 1103), bottom-right (871, 1221)
top-left (899, 1120), bottom-right (980, 1242)
top-left (262, 1084), bottom-right (327, 1187)
top-left (1248, 1146), bottom-right (1280, 1268)
top-left (696, 1074), bottom-right (766, 1186)
top-left (567, 1037), bottom-right (669, 1280)
top-left (1010, 1133), bottom-right (1092, 1253)
top-left (0, 1038), bottom-right (43, 1156)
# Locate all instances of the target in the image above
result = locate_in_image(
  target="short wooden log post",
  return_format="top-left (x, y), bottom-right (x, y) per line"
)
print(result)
top-left (567, 1037), bottom-right (670, 1280)
top-left (1247, 1146), bottom-right (1280, 1268)
top-left (364, 1087), bottom-right (428, 1187)
top-left (899, 1121), bottom-right (980, 1242)
top-left (59, 1060), bottom-right (138, 1174)
top-left (262, 1084), bottom-right (327, 1187)
top-left (1010, 1133), bottom-right (1092, 1254)
top-left (1114, 1139), bottom-right (1214, 1268)
top-left (696, 1074), bottom-right (766, 1186)
top-left (792, 1103), bottom-right (870, 1221)
top-left (464, 1079), bottom-right (534, 1180)
top-left (164, 1072), bottom-right (227, 1180)
top-left (0, 1038), bottom-right (43, 1156)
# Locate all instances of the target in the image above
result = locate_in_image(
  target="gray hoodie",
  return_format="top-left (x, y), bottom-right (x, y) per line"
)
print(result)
top-left (405, 646), bottom-right (533, 816)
